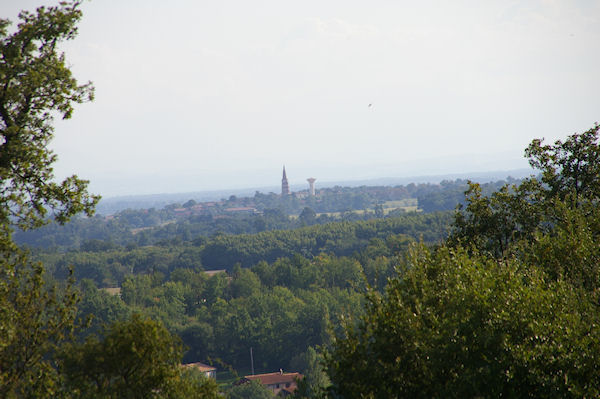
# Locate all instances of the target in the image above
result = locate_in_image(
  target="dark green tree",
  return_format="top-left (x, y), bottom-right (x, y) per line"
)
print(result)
top-left (291, 347), bottom-right (329, 399)
top-left (519, 196), bottom-right (600, 295)
top-left (326, 244), bottom-right (600, 398)
top-left (327, 124), bottom-right (600, 398)
top-left (525, 123), bottom-right (600, 203)
top-left (227, 380), bottom-right (274, 399)
top-left (449, 181), bottom-right (542, 258)
top-left (230, 267), bottom-right (262, 298)
top-left (0, 241), bottom-right (79, 397)
top-left (0, 1), bottom-right (98, 232)
top-left (450, 123), bottom-right (600, 258)
top-left (60, 314), bottom-right (219, 398)
top-left (167, 367), bottom-right (220, 399)
top-left (0, 2), bottom-right (98, 396)
top-left (299, 207), bottom-right (317, 226)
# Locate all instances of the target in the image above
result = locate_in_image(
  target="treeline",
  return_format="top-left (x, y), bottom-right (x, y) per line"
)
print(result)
top-left (39, 212), bottom-right (451, 288)
top-left (198, 212), bottom-right (449, 269)
top-left (74, 232), bottom-right (409, 373)
top-left (49, 212), bottom-right (446, 376)
top-left (15, 178), bottom-right (513, 251)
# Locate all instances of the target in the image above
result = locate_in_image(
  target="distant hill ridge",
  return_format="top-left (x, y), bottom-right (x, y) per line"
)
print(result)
top-left (96, 168), bottom-right (534, 215)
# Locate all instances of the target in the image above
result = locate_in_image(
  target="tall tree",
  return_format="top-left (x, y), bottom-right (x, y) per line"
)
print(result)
top-left (326, 245), bottom-right (600, 398)
top-left (291, 347), bottom-right (329, 399)
top-left (60, 314), bottom-right (217, 398)
top-left (525, 123), bottom-right (600, 203)
top-left (0, 0), bottom-right (98, 233)
top-left (0, 2), bottom-right (97, 396)
top-left (328, 124), bottom-right (600, 398)
top-left (450, 123), bottom-right (600, 258)
top-left (0, 242), bottom-right (79, 398)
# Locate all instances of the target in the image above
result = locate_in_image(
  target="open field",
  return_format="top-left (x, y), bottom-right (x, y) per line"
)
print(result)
top-left (318, 198), bottom-right (420, 217)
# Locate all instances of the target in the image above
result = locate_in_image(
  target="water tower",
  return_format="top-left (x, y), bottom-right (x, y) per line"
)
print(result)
top-left (307, 178), bottom-right (316, 196)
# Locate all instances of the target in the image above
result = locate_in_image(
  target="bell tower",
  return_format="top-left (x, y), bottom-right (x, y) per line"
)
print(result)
top-left (281, 166), bottom-right (290, 196)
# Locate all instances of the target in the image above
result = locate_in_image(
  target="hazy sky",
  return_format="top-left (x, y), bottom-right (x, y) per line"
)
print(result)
top-left (2, 0), bottom-right (599, 197)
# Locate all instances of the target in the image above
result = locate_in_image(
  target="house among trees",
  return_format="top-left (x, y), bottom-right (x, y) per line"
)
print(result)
top-left (182, 362), bottom-right (217, 379)
top-left (236, 370), bottom-right (302, 396)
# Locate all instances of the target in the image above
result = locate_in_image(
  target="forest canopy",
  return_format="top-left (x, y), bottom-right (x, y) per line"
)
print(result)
top-left (326, 123), bottom-right (600, 398)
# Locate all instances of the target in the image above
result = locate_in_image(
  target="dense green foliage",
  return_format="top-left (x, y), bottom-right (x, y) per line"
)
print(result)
top-left (34, 213), bottom-right (448, 287)
top-left (0, 3), bottom-right (220, 397)
top-left (0, 2), bottom-right (98, 397)
top-left (28, 217), bottom-right (431, 380)
top-left (450, 124), bottom-right (600, 262)
top-left (74, 236), bottom-right (409, 372)
top-left (327, 245), bottom-right (600, 398)
top-left (0, 240), bottom-right (79, 397)
top-left (0, 1), bottom-right (98, 231)
top-left (227, 380), bottom-right (274, 399)
top-left (326, 124), bottom-right (600, 398)
top-left (292, 347), bottom-right (329, 399)
top-left (60, 314), bottom-right (218, 398)
top-left (199, 213), bottom-right (448, 269)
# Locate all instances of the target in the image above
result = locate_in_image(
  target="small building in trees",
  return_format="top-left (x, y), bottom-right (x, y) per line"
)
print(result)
top-left (182, 362), bottom-right (217, 379)
top-left (236, 370), bottom-right (302, 396)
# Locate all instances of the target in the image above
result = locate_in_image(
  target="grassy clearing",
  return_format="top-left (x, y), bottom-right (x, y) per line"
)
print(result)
top-left (317, 198), bottom-right (420, 217)
top-left (131, 220), bottom-right (175, 234)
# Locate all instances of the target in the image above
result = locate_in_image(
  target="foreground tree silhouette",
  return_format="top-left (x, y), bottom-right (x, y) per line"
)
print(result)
top-left (0, 241), bottom-right (80, 397)
top-left (1, 3), bottom-right (221, 397)
top-left (450, 123), bottom-right (600, 260)
top-left (0, 1), bottom-right (98, 231)
top-left (326, 245), bottom-right (600, 398)
top-left (525, 123), bottom-right (600, 203)
top-left (0, 2), bottom-right (98, 396)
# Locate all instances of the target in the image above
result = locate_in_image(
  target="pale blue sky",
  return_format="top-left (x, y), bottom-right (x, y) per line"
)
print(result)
top-left (2, 0), bottom-right (599, 196)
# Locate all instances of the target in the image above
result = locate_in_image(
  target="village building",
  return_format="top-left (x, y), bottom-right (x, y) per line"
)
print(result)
top-left (182, 362), bottom-right (217, 379)
top-left (237, 370), bottom-right (302, 396)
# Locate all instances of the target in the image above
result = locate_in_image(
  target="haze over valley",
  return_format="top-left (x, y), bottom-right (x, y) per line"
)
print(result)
top-left (3, 0), bottom-right (599, 197)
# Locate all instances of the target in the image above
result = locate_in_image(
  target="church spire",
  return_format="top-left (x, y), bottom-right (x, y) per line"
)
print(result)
top-left (281, 166), bottom-right (290, 196)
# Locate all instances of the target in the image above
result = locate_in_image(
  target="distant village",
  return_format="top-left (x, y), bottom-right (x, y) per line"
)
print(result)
top-left (168, 167), bottom-right (317, 218)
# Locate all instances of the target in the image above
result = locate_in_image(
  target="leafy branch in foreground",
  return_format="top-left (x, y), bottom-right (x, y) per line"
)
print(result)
top-left (0, 0), bottom-right (99, 232)
top-left (0, 2), bottom-right (98, 397)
